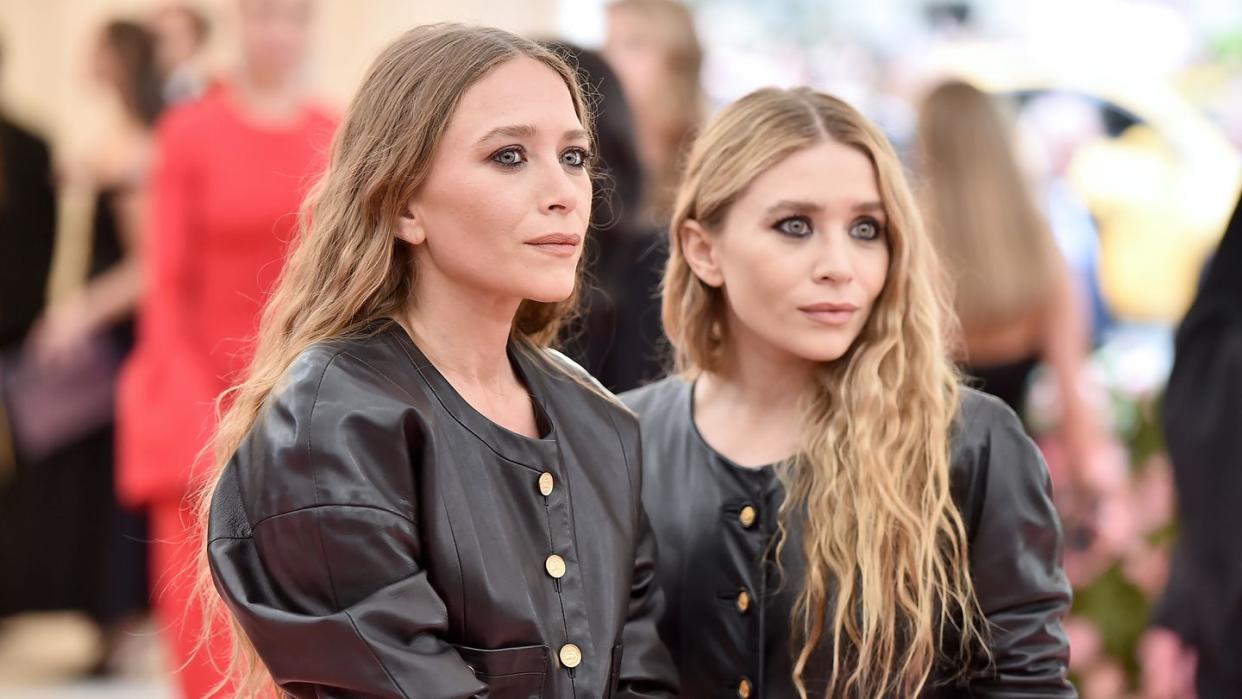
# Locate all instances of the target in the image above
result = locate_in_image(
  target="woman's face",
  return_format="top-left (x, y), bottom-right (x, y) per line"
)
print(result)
top-left (238, 0), bottom-right (312, 83)
top-left (402, 57), bottom-right (593, 306)
top-left (153, 8), bottom-right (203, 75)
top-left (89, 39), bottom-right (120, 88)
top-left (682, 140), bottom-right (891, 366)
top-left (602, 8), bottom-right (666, 113)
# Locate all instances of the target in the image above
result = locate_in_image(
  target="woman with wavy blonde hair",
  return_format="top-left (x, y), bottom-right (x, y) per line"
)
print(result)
top-left (197, 24), bottom-right (677, 698)
top-left (623, 87), bottom-right (1074, 697)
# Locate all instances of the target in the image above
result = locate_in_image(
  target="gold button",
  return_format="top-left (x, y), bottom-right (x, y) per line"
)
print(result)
top-left (545, 554), bottom-right (567, 579)
top-left (739, 505), bottom-right (757, 528)
top-left (559, 643), bottom-right (582, 668)
top-left (538, 472), bottom-right (555, 496)
top-left (738, 677), bottom-right (752, 699)
top-left (736, 589), bottom-right (751, 614)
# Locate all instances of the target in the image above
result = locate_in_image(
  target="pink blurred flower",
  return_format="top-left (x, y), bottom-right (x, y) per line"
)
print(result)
top-left (1082, 658), bottom-right (1129, 699)
top-left (1065, 616), bottom-right (1103, 670)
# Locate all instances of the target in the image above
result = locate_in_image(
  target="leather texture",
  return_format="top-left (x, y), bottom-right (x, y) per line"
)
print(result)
top-left (623, 377), bottom-right (1076, 698)
top-left (208, 320), bottom-right (678, 699)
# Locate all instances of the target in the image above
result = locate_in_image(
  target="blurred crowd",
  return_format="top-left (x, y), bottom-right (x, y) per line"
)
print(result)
top-left (1, 1), bottom-right (1240, 698)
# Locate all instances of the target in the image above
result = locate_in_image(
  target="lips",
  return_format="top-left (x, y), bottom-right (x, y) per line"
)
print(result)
top-left (526, 233), bottom-right (581, 246)
top-left (799, 302), bottom-right (858, 313)
top-left (799, 302), bottom-right (858, 326)
top-left (525, 233), bottom-right (582, 258)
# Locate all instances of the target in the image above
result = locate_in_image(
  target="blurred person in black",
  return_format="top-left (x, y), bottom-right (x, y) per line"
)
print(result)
top-left (2, 20), bottom-right (162, 676)
top-left (0, 42), bottom-right (57, 466)
top-left (0, 57), bottom-right (56, 357)
top-left (547, 42), bottom-right (666, 392)
top-left (1141, 191), bottom-right (1242, 698)
top-left (32, 20), bottom-right (162, 366)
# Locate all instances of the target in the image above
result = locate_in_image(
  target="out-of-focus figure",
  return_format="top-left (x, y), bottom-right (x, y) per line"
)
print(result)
top-left (116, 0), bottom-right (335, 695)
top-left (916, 80), bottom-right (1100, 479)
top-left (546, 41), bottom-right (667, 392)
top-left (32, 19), bottom-right (161, 370)
top-left (1141, 190), bottom-right (1242, 699)
top-left (0, 30), bottom-right (59, 627)
top-left (0, 51), bottom-right (56, 357)
top-left (602, 0), bottom-right (703, 223)
top-left (151, 2), bottom-right (212, 105)
top-left (1, 19), bottom-right (159, 677)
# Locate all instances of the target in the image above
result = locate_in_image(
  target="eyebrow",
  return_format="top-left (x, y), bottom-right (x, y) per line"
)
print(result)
top-left (474, 124), bottom-right (590, 146)
top-left (764, 199), bottom-right (886, 216)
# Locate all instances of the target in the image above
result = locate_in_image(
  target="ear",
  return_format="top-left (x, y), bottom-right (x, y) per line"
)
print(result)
top-left (679, 218), bottom-right (724, 288)
top-left (394, 201), bottom-right (426, 246)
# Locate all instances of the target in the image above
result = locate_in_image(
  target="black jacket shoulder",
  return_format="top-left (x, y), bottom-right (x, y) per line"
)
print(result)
top-left (220, 331), bottom-right (436, 534)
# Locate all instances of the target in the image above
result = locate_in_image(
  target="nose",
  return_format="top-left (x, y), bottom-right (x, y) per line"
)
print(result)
top-left (539, 158), bottom-right (584, 215)
top-left (812, 229), bottom-right (854, 284)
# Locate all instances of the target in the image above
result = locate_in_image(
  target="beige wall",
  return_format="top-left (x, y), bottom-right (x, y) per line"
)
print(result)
top-left (0, 0), bottom-right (559, 299)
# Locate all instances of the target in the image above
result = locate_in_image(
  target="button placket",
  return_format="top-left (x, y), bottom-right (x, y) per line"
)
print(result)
top-left (721, 478), bottom-right (770, 696)
top-left (541, 454), bottom-right (595, 679)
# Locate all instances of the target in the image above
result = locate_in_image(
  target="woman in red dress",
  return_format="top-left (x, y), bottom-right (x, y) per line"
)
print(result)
top-left (117, 0), bottom-right (335, 695)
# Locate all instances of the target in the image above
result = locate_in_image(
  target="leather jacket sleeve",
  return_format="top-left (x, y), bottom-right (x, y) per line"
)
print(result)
top-left (208, 351), bottom-right (485, 699)
top-left (957, 392), bottom-right (1076, 697)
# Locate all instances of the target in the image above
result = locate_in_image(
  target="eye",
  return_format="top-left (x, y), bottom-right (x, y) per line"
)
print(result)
top-left (774, 215), bottom-right (813, 238)
top-left (849, 217), bottom-right (884, 241)
top-left (492, 146), bottom-right (527, 168)
top-left (561, 147), bottom-right (593, 169)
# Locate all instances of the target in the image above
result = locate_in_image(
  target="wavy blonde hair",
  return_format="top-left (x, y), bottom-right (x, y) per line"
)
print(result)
top-left (190, 24), bottom-right (593, 697)
top-left (663, 87), bottom-right (989, 697)
top-left (916, 80), bottom-right (1061, 331)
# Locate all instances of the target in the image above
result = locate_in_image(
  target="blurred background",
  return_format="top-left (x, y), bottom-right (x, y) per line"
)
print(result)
top-left (0, 0), bottom-right (1239, 697)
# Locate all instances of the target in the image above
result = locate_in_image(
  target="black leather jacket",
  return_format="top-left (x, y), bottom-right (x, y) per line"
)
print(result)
top-left (623, 378), bottom-right (1075, 698)
top-left (208, 321), bottom-right (678, 698)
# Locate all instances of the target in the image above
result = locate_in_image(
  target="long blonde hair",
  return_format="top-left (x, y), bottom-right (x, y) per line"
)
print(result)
top-left (663, 87), bottom-right (988, 697)
top-left (916, 80), bottom-right (1061, 331)
top-left (192, 24), bottom-right (593, 697)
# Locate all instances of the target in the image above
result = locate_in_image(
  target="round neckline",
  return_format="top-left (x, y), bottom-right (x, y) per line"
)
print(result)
top-left (219, 82), bottom-right (316, 136)
top-left (684, 377), bottom-right (782, 474)
top-left (384, 320), bottom-right (559, 468)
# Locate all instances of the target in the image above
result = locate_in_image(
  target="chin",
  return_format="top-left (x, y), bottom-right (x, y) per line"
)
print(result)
top-left (521, 280), bottom-right (578, 304)
top-left (780, 333), bottom-right (858, 364)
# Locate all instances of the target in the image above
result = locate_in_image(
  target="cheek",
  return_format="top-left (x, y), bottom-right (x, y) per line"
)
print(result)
top-left (422, 173), bottom-right (525, 265)
top-left (574, 176), bottom-right (593, 221)
top-left (718, 239), bottom-right (805, 318)
top-left (859, 246), bottom-right (891, 305)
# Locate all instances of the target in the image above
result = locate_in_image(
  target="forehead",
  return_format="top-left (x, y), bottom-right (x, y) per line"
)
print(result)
top-left (444, 56), bottom-right (583, 142)
top-left (739, 140), bottom-right (882, 213)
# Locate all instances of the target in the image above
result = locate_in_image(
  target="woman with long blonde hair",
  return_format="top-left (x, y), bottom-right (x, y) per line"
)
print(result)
top-left (200, 24), bottom-right (677, 698)
top-left (916, 80), bottom-right (1098, 478)
top-left (623, 87), bottom-right (1074, 697)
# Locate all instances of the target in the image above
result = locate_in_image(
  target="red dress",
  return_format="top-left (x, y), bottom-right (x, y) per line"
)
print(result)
top-left (117, 85), bottom-right (336, 698)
